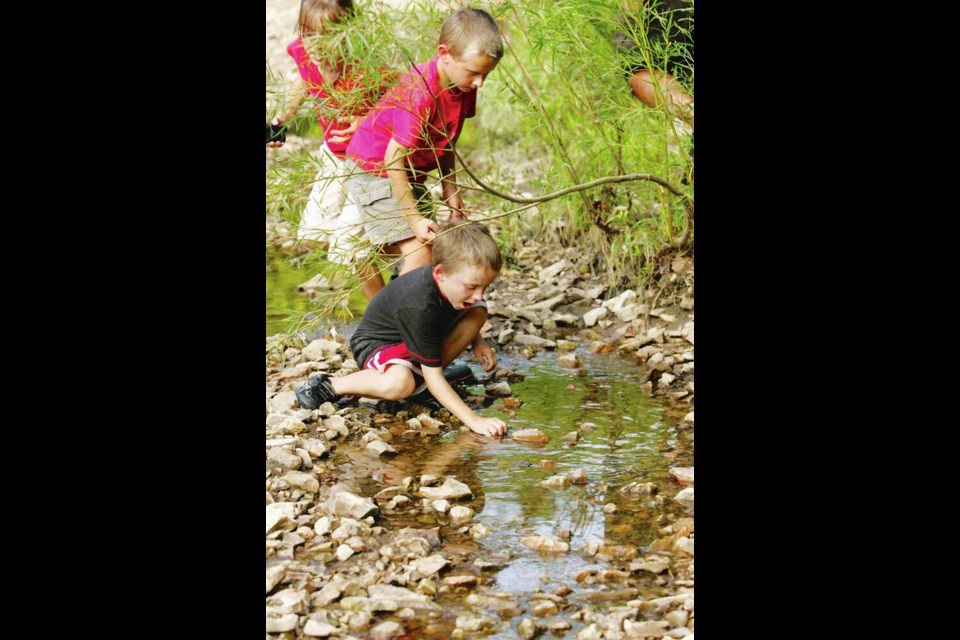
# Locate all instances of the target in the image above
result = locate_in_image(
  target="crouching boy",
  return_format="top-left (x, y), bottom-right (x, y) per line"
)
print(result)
top-left (296, 222), bottom-right (507, 437)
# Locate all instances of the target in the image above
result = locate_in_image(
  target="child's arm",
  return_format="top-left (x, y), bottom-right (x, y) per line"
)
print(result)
top-left (438, 152), bottom-right (466, 221)
top-left (421, 365), bottom-right (507, 437)
top-left (267, 77), bottom-right (307, 148)
top-left (384, 138), bottom-right (439, 243)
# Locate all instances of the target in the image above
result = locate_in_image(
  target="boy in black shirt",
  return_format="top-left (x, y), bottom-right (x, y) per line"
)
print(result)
top-left (296, 222), bottom-right (508, 437)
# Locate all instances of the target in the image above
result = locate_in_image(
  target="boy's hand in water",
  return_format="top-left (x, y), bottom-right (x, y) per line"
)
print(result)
top-left (467, 416), bottom-right (507, 437)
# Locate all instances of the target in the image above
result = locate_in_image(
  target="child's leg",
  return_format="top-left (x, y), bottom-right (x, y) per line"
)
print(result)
top-left (440, 305), bottom-right (488, 367)
top-left (329, 365), bottom-right (416, 401)
top-left (298, 146), bottom-right (344, 244)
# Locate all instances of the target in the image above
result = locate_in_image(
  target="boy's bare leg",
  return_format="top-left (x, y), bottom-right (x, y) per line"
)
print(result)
top-left (357, 259), bottom-right (385, 300)
top-left (329, 365), bottom-right (416, 400)
top-left (441, 306), bottom-right (487, 367)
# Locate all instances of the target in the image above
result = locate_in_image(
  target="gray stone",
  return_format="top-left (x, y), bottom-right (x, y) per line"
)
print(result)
top-left (268, 391), bottom-right (298, 413)
top-left (266, 503), bottom-right (297, 535)
top-left (538, 259), bottom-right (569, 284)
top-left (283, 471), bottom-right (319, 494)
top-left (514, 333), bottom-right (557, 348)
top-left (370, 621), bottom-right (405, 640)
top-left (419, 477), bottom-right (473, 500)
top-left (265, 612), bottom-right (298, 633)
top-left (520, 535), bottom-right (570, 553)
top-left (266, 563), bottom-right (287, 593)
top-left (498, 328), bottom-right (516, 345)
top-left (583, 307), bottom-right (608, 327)
top-left (615, 303), bottom-right (643, 323)
top-left (329, 489), bottom-right (379, 520)
top-left (669, 467), bottom-right (695, 485)
top-left (267, 446), bottom-right (302, 470)
top-left (486, 381), bottom-right (513, 396)
top-left (449, 505), bottom-right (475, 525)
top-left (302, 339), bottom-right (342, 361)
top-left (366, 584), bottom-right (443, 612)
top-left (303, 618), bottom-right (340, 637)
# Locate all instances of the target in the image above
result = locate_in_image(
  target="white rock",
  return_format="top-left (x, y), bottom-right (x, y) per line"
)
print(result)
top-left (267, 446), bottom-right (302, 470)
top-left (624, 619), bottom-right (670, 637)
top-left (267, 391), bottom-right (298, 413)
top-left (266, 588), bottom-right (308, 615)
top-left (266, 563), bottom-right (287, 593)
top-left (366, 585), bottom-right (443, 612)
top-left (583, 307), bottom-right (608, 327)
top-left (665, 610), bottom-right (689, 628)
top-left (366, 440), bottom-right (397, 456)
top-left (336, 544), bottom-right (355, 561)
top-left (265, 437), bottom-right (298, 447)
top-left (538, 259), bottom-right (568, 283)
top-left (538, 475), bottom-right (572, 490)
top-left (284, 471), bottom-right (319, 494)
top-left (265, 612), bottom-right (299, 633)
top-left (410, 554), bottom-right (448, 575)
top-left (266, 503), bottom-right (297, 535)
top-left (329, 490), bottom-right (379, 520)
top-left (432, 499), bottom-right (450, 513)
top-left (449, 505), bottom-right (475, 525)
top-left (674, 488), bottom-right (694, 508)
top-left (418, 477), bottom-right (473, 500)
top-left (669, 467), bottom-right (694, 485)
top-left (486, 381), bottom-right (513, 396)
top-left (680, 321), bottom-right (694, 345)
top-left (303, 618), bottom-right (340, 637)
top-left (370, 621), bottom-right (405, 640)
top-left (520, 535), bottom-right (570, 553)
top-left (498, 328), bottom-right (516, 344)
top-left (675, 536), bottom-right (695, 556)
top-left (302, 339), bottom-right (342, 361)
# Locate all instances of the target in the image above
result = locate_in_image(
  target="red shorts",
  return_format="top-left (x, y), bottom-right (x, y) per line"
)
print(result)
top-left (363, 343), bottom-right (428, 395)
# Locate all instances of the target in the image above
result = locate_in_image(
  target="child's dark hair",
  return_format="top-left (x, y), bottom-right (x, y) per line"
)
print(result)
top-left (439, 7), bottom-right (504, 60)
top-left (297, 0), bottom-right (353, 36)
top-left (432, 222), bottom-right (503, 274)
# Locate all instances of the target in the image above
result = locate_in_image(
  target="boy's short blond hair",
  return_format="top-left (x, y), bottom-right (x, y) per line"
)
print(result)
top-left (432, 222), bottom-right (503, 274)
top-left (439, 7), bottom-right (504, 60)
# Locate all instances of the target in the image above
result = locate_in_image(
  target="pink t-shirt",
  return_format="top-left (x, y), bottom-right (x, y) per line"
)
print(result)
top-left (346, 55), bottom-right (476, 181)
top-left (287, 37), bottom-right (376, 158)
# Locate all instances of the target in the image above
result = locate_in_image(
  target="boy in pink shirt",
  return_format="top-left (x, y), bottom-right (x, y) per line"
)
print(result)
top-left (342, 7), bottom-right (503, 292)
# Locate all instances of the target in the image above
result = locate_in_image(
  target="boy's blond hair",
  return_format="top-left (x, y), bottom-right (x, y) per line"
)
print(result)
top-left (432, 222), bottom-right (502, 274)
top-left (439, 7), bottom-right (504, 60)
top-left (297, 0), bottom-right (353, 36)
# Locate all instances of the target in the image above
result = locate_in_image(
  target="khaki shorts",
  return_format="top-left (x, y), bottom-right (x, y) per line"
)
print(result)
top-left (342, 159), bottom-right (435, 246)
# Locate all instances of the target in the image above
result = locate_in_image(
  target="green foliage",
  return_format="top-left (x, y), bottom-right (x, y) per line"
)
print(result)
top-left (266, 0), bottom-right (694, 333)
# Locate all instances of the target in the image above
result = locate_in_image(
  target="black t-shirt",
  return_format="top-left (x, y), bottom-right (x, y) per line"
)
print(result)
top-left (350, 265), bottom-right (460, 368)
top-left (615, 0), bottom-right (694, 83)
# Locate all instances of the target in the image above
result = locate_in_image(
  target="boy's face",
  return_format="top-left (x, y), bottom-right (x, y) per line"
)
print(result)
top-left (438, 46), bottom-right (499, 93)
top-left (434, 263), bottom-right (499, 310)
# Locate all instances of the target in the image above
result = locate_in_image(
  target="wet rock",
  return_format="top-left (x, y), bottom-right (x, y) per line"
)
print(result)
top-left (322, 415), bottom-right (349, 437)
top-left (568, 468), bottom-right (588, 484)
top-left (384, 495), bottom-right (411, 510)
top-left (669, 467), bottom-right (695, 485)
top-left (370, 621), bottom-right (405, 640)
top-left (418, 477), bottom-right (473, 500)
top-left (394, 527), bottom-right (441, 548)
top-left (266, 503), bottom-right (297, 535)
top-left (582, 541), bottom-right (599, 556)
top-left (635, 594), bottom-right (689, 614)
top-left (405, 417), bottom-right (423, 430)
top-left (561, 432), bottom-right (580, 445)
top-left (538, 475), bottom-right (571, 490)
top-left (417, 414), bottom-right (445, 430)
top-left (674, 488), bottom-right (694, 508)
top-left (665, 610), bottom-right (689, 628)
top-left (268, 391), bottom-right (298, 413)
top-left (366, 584), bottom-right (443, 612)
top-left (284, 471), bottom-right (319, 494)
top-left (366, 440), bottom-right (398, 456)
top-left (265, 612), bottom-right (298, 633)
top-left (538, 259), bottom-right (569, 283)
top-left (558, 353), bottom-right (583, 368)
top-left (486, 381), bottom-right (513, 396)
top-left (579, 422), bottom-right (597, 433)
top-left (502, 397), bottom-right (523, 410)
top-left (302, 339), bottom-right (342, 361)
top-left (470, 522), bottom-right (489, 539)
top-left (520, 535), bottom-right (570, 553)
top-left (431, 499), bottom-right (450, 513)
top-left (532, 600), bottom-right (558, 616)
top-left (548, 620), bottom-right (572, 632)
top-left (615, 303), bottom-right (644, 323)
top-left (556, 339), bottom-right (576, 351)
top-left (303, 618), bottom-right (340, 637)
top-left (530, 293), bottom-right (566, 312)
top-left (517, 617), bottom-right (543, 639)
top-left (577, 623), bottom-right (603, 640)
top-left (512, 428), bottom-right (548, 443)
top-left (680, 321), bottom-right (694, 345)
top-left (515, 334), bottom-right (557, 349)
top-left (301, 438), bottom-right (329, 458)
top-left (683, 411), bottom-right (694, 425)
top-left (583, 307), bottom-right (607, 327)
top-left (660, 372), bottom-right (677, 386)
top-left (456, 613), bottom-right (499, 632)
top-left (329, 489), bottom-right (379, 520)
top-left (603, 503), bottom-right (617, 513)
top-left (410, 554), bottom-right (448, 575)
top-left (498, 328), bottom-right (516, 345)
top-left (449, 505), bottom-right (475, 525)
top-left (340, 596), bottom-right (399, 613)
top-left (539, 460), bottom-right (557, 471)
top-left (266, 563), bottom-right (288, 593)
top-left (675, 536), bottom-right (695, 556)
top-left (623, 619), bottom-right (670, 638)
top-left (629, 555), bottom-right (671, 574)
top-left (621, 482), bottom-right (658, 496)
top-left (268, 446), bottom-right (303, 470)
top-left (443, 574), bottom-right (479, 589)
top-left (316, 402), bottom-right (337, 417)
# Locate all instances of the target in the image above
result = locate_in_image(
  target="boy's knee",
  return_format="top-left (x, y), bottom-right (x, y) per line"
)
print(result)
top-left (382, 368), bottom-right (416, 400)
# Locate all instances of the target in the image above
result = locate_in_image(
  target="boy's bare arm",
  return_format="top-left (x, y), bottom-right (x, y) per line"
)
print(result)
top-left (421, 365), bottom-right (506, 437)
top-left (384, 138), bottom-right (439, 243)
top-left (438, 152), bottom-right (466, 219)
